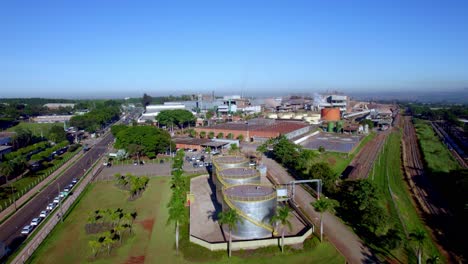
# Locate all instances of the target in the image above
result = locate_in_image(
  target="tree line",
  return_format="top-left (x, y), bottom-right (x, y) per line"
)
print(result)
top-left (70, 104), bottom-right (120, 133)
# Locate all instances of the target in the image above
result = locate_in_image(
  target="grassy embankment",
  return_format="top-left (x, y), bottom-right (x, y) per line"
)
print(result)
top-left (28, 177), bottom-right (343, 264)
top-left (7, 122), bottom-right (64, 138)
top-left (370, 131), bottom-right (441, 263)
top-left (413, 119), bottom-right (460, 173)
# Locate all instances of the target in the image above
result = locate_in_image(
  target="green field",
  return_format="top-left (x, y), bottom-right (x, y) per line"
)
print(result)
top-left (7, 122), bottom-right (64, 138)
top-left (413, 119), bottom-right (460, 173)
top-left (28, 177), bottom-right (344, 264)
top-left (370, 131), bottom-right (441, 263)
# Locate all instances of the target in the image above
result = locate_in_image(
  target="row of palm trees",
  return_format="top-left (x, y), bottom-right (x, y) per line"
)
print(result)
top-left (166, 150), bottom-right (187, 254)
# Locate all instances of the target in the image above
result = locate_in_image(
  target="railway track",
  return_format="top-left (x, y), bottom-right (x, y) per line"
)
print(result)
top-left (402, 116), bottom-right (447, 216)
top-left (347, 132), bottom-right (387, 180)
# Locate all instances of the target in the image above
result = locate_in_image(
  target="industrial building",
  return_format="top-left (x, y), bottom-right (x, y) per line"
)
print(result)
top-left (43, 103), bottom-right (75, 109)
top-left (32, 115), bottom-right (73, 123)
top-left (137, 102), bottom-right (187, 123)
top-left (195, 118), bottom-right (311, 142)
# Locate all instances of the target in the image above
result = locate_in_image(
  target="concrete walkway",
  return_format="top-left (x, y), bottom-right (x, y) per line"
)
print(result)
top-left (263, 157), bottom-right (378, 264)
top-left (0, 151), bottom-right (83, 223)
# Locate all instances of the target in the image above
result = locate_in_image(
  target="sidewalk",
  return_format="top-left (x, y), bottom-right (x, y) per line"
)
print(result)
top-left (0, 151), bottom-right (83, 224)
top-left (263, 157), bottom-right (378, 264)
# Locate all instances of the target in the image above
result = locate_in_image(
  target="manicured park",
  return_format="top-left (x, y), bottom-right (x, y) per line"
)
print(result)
top-left (28, 177), bottom-right (344, 264)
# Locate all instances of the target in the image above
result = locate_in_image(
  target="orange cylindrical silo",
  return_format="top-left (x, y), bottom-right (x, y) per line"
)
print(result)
top-left (321, 108), bottom-right (341, 121)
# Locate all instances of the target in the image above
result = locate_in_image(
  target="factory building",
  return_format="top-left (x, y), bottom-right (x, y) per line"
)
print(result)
top-left (195, 118), bottom-right (311, 142)
top-left (137, 102), bottom-right (186, 123)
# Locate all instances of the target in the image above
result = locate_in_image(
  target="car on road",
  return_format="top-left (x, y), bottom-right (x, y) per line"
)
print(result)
top-left (46, 203), bottom-right (56, 210)
top-left (39, 210), bottom-right (48, 218)
top-left (64, 187), bottom-right (71, 192)
top-left (67, 184), bottom-right (73, 189)
top-left (21, 225), bottom-right (34, 235)
top-left (71, 178), bottom-right (78, 184)
top-left (30, 218), bottom-right (41, 226)
top-left (59, 191), bottom-right (68, 198)
top-left (53, 197), bottom-right (60, 203)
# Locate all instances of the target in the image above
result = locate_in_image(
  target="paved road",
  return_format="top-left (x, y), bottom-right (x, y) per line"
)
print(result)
top-left (262, 157), bottom-right (378, 264)
top-left (0, 132), bottom-right (114, 255)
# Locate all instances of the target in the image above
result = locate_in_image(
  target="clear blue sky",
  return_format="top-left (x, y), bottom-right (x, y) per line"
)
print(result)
top-left (1, 0), bottom-right (467, 98)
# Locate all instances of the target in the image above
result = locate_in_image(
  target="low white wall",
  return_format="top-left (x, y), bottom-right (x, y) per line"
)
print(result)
top-left (190, 228), bottom-right (312, 251)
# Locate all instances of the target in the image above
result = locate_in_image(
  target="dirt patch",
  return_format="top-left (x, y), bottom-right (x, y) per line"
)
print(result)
top-left (327, 157), bottom-right (336, 165)
top-left (158, 179), bottom-right (167, 184)
top-left (124, 255), bottom-right (145, 264)
top-left (138, 218), bottom-right (155, 234)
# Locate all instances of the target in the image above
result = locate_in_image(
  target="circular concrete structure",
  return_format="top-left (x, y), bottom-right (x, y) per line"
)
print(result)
top-left (213, 156), bottom-right (249, 169)
top-left (223, 185), bottom-right (277, 239)
top-left (321, 108), bottom-right (341, 121)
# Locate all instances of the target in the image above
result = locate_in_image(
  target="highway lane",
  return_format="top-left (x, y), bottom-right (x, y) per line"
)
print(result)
top-left (0, 132), bottom-right (114, 254)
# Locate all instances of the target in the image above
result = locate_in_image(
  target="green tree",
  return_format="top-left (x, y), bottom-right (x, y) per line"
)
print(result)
top-left (48, 125), bottom-right (67, 143)
top-left (312, 198), bottom-right (339, 242)
top-left (237, 134), bottom-right (244, 142)
top-left (167, 196), bottom-right (187, 254)
top-left (88, 239), bottom-right (102, 257)
top-left (208, 131), bottom-right (215, 139)
top-left (156, 109), bottom-right (195, 129)
top-left (272, 135), bottom-right (300, 167)
top-left (115, 126), bottom-right (171, 158)
top-left (218, 209), bottom-right (243, 257)
top-left (127, 144), bottom-right (143, 164)
top-left (226, 133), bottom-right (234, 139)
top-left (270, 206), bottom-right (292, 253)
top-left (199, 131), bottom-right (206, 138)
top-left (228, 143), bottom-right (240, 154)
top-left (217, 132), bottom-right (224, 138)
top-left (410, 229), bottom-right (427, 264)
top-left (308, 162), bottom-right (338, 193)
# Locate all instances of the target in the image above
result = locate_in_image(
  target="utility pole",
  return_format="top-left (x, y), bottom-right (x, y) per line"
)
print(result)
top-left (11, 182), bottom-right (17, 211)
top-left (57, 183), bottom-right (64, 222)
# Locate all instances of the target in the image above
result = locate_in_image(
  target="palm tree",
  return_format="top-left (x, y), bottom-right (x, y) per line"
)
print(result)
top-left (270, 205), bottom-right (292, 253)
top-left (167, 197), bottom-right (187, 254)
top-left (88, 239), bottom-right (101, 257)
top-left (426, 254), bottom-right (440, 264)
top-left (218, 209), bottom-right (243, 257)
top-left (312, 198), bottom-right (339, 242)
top-left (410, 229), bottom-right (427, 264)
top-left (114, 224), bottom-right (126, 245)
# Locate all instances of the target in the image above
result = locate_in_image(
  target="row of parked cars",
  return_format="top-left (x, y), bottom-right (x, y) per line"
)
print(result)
top-left (21, 177), bottom-right (79, 235)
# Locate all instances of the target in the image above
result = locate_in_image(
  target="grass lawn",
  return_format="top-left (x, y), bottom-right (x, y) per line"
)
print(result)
top-left (370, 131), bottom-right (442, 263)
top-left (7, 122), bottom-right (64, 138)
top-left (28, 177), bottom-right (344, 264)
top-left (319, 132), bottom-right (377, 175)
top-left (413, 119), bottom-right (460, 173)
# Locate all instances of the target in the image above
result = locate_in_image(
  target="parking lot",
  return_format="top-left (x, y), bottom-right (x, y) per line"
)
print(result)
top-left (300, 132), bottom-right (362, 153)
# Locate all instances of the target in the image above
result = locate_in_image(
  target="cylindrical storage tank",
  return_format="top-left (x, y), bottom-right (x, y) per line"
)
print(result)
top-left (321, 108), bottom-right (341, 121)
top-left (218, 167), bottom-right (260, 186)
top-left (213, 156), bottom-right (249, 169)
top-left (257, 165), bottom-right (267, 177)
top-left (328, 122), bottom-right (335, 132)
top-left (281, 114), bottom-right (292, 119)
top-left (336, 121), bottom-right (344, 132)
top-left (212, 156), bottom-right (250, 204)
top-left (223, 185), bottom-right (277, 239)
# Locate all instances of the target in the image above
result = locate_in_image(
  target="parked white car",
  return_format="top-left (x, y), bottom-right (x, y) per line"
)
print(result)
top-left (39, 210), bottom-right (48, 218)
top-left (30, 218), bottom-right (41, 226)
top-left (53, 197), bottom-right (60, 203)
top-left (46, 203), bottom-right (56, 210)
top-left (21, 225), bottom-right (34, 235)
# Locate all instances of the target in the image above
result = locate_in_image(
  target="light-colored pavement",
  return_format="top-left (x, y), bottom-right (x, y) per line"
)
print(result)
top-left (262, 157), bottom-right (378, 264)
